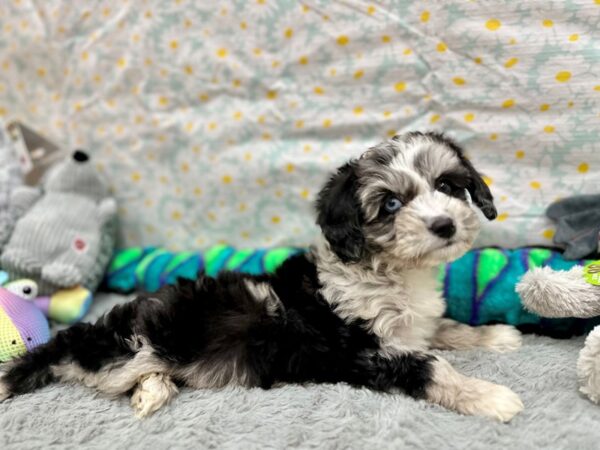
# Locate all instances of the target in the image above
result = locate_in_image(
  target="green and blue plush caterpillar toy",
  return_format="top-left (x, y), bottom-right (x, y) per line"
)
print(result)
top-left (106, 245), bottom-right (302, 293)
top-left (106, 245), bottom-right (596, 337)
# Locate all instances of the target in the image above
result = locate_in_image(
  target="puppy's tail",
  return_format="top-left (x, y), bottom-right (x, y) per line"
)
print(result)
top-left (0, 322), bottom-right (123, 400)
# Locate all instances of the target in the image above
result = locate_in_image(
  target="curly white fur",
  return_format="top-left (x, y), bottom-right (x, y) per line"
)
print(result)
top-left (517, 266), bottom-right (600, 318)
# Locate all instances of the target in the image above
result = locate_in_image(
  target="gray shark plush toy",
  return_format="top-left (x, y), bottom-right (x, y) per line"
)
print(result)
top-left (0, 150), bottom-right (117, 295)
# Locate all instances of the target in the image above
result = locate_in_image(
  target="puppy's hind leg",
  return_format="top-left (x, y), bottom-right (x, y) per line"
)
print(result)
top-left (131, 373), bottom-right (178, 418)
top-left (0, 322), bottom-right (163, 401)
top-left (430, 318), bottom-right (522, 353)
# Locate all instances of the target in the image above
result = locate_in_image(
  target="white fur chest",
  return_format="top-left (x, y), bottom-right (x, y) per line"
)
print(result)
top-left (317, 247), bottom-right (446, 355)
top-left (397, 268), bottom-right (446, 350)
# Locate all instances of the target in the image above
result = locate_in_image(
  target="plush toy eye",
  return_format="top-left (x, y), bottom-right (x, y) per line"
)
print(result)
top-left (383, 196), bottom-right (403, 213)
top-left (5, 279), bottom-right (38, 300)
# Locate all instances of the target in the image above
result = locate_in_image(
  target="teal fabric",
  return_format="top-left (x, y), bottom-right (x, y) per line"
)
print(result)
top-left (106, 246), bottom-right (303, 293)
top-left (0, 1), bottom-right (598, 250)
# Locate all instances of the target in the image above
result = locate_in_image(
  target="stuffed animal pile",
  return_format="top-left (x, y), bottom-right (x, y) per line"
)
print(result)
top-left (0, 135), bottom-right (116, 360)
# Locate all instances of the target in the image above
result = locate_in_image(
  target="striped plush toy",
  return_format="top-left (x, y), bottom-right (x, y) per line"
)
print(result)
top-left (106, 246), bottom-right (596, 337)
top-left (106, 245), bottom-right (303, 293)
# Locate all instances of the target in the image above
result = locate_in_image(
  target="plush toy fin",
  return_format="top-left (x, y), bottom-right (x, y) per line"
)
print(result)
top-left (10, 185), bottom-right (42, 218)
top-left (45, 286), bottom-right (93, 324)
top-left (41, 262), bottom-right (84, 287)
top-left (98, 198), bottom-right (117, 226)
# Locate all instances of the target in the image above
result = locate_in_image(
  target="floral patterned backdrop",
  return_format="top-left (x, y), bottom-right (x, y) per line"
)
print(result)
top-left (0, 0), bottom-right (598, 250)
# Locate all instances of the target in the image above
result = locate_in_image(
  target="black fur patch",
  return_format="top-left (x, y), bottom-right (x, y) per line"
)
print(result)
top-left (315, 162), bottom-right (366, 263)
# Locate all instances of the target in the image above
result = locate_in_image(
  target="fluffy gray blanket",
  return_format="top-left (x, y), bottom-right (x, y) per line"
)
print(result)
top-left (1, 293), bottom-right (598, 449)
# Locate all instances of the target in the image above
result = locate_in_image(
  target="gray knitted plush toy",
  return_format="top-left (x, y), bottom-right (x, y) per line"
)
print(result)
top-left (0, 150), bottom-right (117, 295)
top-left (0, 122), bottom-right (23, 252)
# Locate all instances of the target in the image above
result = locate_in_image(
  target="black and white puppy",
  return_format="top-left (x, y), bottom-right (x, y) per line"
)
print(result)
top-left (0, 132), bottom-right (523, 421)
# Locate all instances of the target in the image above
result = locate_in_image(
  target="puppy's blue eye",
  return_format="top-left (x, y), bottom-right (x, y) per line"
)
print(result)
top-left (384, 196), bottom-right (402, 213)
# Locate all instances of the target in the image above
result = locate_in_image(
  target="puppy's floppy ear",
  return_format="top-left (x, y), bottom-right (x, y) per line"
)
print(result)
top-left (316, 161), bottom-right (365, 263)
top-left (435, 133), bottom-right (497, 220)
top-left (458, 154), bottom-right (497, 220)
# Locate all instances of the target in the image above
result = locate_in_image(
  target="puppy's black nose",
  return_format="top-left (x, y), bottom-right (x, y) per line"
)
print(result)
top-left (73, 150), bottom-right (89, 163)
top-left (429, 216), bottom-right (456, 239)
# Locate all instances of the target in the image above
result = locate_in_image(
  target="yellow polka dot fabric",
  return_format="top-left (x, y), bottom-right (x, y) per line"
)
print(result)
top-left (0, 1), bottom-right (598, 249)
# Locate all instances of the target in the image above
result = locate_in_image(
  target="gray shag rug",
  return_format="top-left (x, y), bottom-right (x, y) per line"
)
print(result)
top-left (1, 293), bottom-right (599, 450)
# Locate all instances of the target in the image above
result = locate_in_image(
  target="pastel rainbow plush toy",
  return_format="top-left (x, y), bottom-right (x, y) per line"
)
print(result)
top-left (0, 278), bottom-right (50, 362)
top-left (0, 271), bottom-right (93, 361)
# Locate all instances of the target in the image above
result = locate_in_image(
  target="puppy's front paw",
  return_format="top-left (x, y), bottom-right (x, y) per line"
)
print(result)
top-left (482, 325), bottom-right (522, 353)
top-left (428, 358), bottom-right (523, 422)
top-left (463, 379), bottom-right (524, 422)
